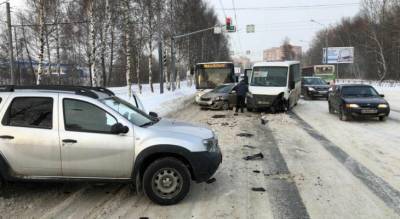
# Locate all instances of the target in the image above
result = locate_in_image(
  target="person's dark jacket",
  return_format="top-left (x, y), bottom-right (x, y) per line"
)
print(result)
top-left (233, 81), bottom-right (249, 97)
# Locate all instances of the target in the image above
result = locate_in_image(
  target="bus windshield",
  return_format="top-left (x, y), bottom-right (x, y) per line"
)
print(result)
top-left (251, 66), bottom-right (288, 87)
top-left (195, 63), bottom-right (234, 89)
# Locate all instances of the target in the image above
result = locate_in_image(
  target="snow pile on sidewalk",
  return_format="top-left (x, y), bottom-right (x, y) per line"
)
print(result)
top-left (109, 82), bottom-right (196, 116)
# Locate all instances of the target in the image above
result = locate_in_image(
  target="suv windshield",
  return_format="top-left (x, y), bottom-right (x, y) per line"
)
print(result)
top-left (302, 77), bottom-right (327, 85)
top-left (251, 67), bottom-right (288, 87)
top-left (341, 86), bottom-right (379, 98)
top-left (101, 96), bottom-right (156, 127)
top-left (212, 84), bottom-right (233, 93)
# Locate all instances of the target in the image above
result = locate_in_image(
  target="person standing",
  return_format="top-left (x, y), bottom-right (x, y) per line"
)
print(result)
top-left (233, 79), bottom-right (249, 115)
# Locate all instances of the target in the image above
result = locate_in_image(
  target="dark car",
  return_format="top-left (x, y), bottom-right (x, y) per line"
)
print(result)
top-left (328, 84), bottom-right (390, 121)
top-left (301, 77), bottom-right (330, 99)
top-left (198, 84), bottom-right (236, 110)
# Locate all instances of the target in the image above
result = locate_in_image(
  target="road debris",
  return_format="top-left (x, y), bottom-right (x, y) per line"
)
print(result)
top-left (237, 133), bottom-right (254, 137)
top-left (251, 187), bottom-right (266, 192)
top-left (243, 145), bottom-right (256, 149)
top-left (206, 178), bottom-right (216, 184)
top-left (212, 114), bottom-right (226, 118)
top-left (243, 153), bottom-right (264, 160)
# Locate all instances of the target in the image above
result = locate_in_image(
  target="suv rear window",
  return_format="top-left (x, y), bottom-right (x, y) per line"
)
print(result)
top-left (2, 97), bottom-right (53, 129)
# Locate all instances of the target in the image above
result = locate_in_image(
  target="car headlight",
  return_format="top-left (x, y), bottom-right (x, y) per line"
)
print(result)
top-left (346, 104), bottom-right (360, 108)
top-left (308, 87), bottom-right (315, 91)
top-left (378, 104), bottom-right (388, 108)
top-left (203, 138), bottom-right (219, 153)
top-left (215, 96), bottom-right (224, 101)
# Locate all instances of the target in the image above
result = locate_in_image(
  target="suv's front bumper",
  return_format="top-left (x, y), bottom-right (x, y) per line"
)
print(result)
top-left (189, 150), bottom-right (222, 183)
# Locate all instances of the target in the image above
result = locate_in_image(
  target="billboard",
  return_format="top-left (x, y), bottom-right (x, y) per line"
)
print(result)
top-left (323, 47), bottom-right (354, 64)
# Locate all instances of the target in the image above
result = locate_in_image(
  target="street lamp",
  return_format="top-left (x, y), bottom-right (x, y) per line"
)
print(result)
top-left (310, 19), bottom-right (329, 60)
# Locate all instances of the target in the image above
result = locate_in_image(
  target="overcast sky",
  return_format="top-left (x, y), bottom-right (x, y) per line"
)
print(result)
top-left (204, 0), bottom-right (361, 61)
top-left (3, 0), bottom-right (361, 62)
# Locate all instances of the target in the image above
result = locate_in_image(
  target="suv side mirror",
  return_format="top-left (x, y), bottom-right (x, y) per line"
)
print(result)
top-left (149, 111), bottom-right (159, 118)
top-left (111, 123), bottom-right (129, 134)
top-left (379, 94), bottom-right (385, 98)
top-left (289, 81), bottom-right (295, 90)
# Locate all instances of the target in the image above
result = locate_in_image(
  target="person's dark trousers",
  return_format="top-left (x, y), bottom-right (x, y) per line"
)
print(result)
top-left (235, 95), bottom-right (245, 113)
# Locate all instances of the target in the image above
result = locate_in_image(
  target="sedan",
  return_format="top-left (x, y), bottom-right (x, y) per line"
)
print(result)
top-left (328, 84), bottom-right (390, 121)
top-left (301, 76), bottom-right (330, 99)
top-left (197, 84), bottom-right (236, 110)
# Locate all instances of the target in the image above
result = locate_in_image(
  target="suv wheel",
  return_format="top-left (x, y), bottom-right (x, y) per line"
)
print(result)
top-left (379, 116), bottom-right (387, 121)
top-left (143, 157), bottom-right (191, 205)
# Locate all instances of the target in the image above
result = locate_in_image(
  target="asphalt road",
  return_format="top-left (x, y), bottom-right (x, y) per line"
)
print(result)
top-left (0, 101), bottom-right (399, 218)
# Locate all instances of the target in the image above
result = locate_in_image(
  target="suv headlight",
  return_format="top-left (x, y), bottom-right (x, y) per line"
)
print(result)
top-left (378, 104), bottom-right (388, 108)
top-left (203, 137), bottom-right (219, 153)
top-left (308, 87), bottom-right (315, 91)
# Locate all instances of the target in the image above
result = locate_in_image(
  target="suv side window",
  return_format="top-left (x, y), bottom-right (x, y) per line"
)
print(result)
top-left (2, 97), bottom-right (53, 129)
top-left (63, 99), bottom-right (117, 133)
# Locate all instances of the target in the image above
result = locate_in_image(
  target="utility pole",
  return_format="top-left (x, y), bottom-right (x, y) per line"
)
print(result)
top-left (6, 2), bottom-right (15, 85)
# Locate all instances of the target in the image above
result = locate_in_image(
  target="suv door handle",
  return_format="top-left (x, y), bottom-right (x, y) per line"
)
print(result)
top-left (0, 135), bottom-right (14, 140)
top-left (62, 139), bottom-right (77, 143)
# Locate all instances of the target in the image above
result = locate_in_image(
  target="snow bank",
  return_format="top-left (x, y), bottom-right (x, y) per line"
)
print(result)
top-left (109, 82), bottom-right (196, 117)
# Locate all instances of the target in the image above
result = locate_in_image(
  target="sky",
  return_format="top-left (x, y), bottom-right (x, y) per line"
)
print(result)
top-left (3, 0), bottom-right (361, 62)
top-left (204, 0), bottom-right (361, 61)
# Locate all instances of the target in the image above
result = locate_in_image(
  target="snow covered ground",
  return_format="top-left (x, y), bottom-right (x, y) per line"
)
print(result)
top-left (109, 82), bottom-right (196, 116)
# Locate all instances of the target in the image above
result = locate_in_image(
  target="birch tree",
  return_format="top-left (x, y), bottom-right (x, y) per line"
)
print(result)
top-left (36, 0), bottom-right (45, 84)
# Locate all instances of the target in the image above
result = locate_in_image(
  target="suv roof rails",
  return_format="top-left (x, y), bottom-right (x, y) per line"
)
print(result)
top-left (0, 85), bottom-right (115, 99)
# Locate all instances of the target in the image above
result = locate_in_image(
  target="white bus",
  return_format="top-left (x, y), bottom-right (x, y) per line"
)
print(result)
top-left (247, 61), bottom-right (301, 112)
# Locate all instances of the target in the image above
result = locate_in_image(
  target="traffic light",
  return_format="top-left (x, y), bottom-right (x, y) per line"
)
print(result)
top-left (226, 17), bottom-right (231, 30)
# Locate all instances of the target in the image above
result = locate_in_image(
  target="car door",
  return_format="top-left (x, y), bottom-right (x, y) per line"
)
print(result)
top-left (58, 94), bottom-right (135, 178)
top-left (0, 93), bottom-right (61, 177)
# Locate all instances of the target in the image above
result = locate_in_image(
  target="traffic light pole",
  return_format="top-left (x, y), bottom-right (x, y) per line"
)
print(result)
top-left (170, 26), bottom-right (217, 91)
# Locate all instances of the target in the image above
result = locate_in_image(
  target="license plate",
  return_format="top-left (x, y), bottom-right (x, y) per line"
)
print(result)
top-left (318, 91), bottom-right (328, 94)
top-left (361, 109), bottom-right (377, 114)
top-left (258, 101), bottom-right (270, 104)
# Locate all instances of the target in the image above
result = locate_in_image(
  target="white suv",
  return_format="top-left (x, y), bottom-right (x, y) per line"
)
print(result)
top-left (0, 85), bottom-right (221, 205)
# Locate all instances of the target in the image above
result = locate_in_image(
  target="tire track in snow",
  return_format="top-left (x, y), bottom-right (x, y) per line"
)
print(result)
top-left (291, 112), bottom-right (400, 215)
top-left (252, 121), bottom-right (310, 219)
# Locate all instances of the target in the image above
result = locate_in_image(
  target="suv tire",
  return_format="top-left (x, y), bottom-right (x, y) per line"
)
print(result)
top-left (143, 157), bottom-right (191, 205)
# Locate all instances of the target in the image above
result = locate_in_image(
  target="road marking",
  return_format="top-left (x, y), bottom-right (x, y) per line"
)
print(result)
top-left (290, 112), bottom-right (400, 215)
top-left (257, 123), bottom-right (310, 219)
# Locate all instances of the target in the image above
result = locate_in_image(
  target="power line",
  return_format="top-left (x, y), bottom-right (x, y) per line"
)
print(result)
top-left (231, 0), bottom-right (242, 53)
top-left (218, 0), bottom-right (227, 18)
top-left (218, 3), bottom-right (360, 11)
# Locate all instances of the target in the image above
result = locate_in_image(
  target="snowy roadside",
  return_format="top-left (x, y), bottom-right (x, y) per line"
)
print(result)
top-left (109, 82), bottom-right (196, 117)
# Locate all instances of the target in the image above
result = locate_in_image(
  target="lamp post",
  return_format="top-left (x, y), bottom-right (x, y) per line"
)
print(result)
top-left (311, 19), bottom-right (329, 64)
